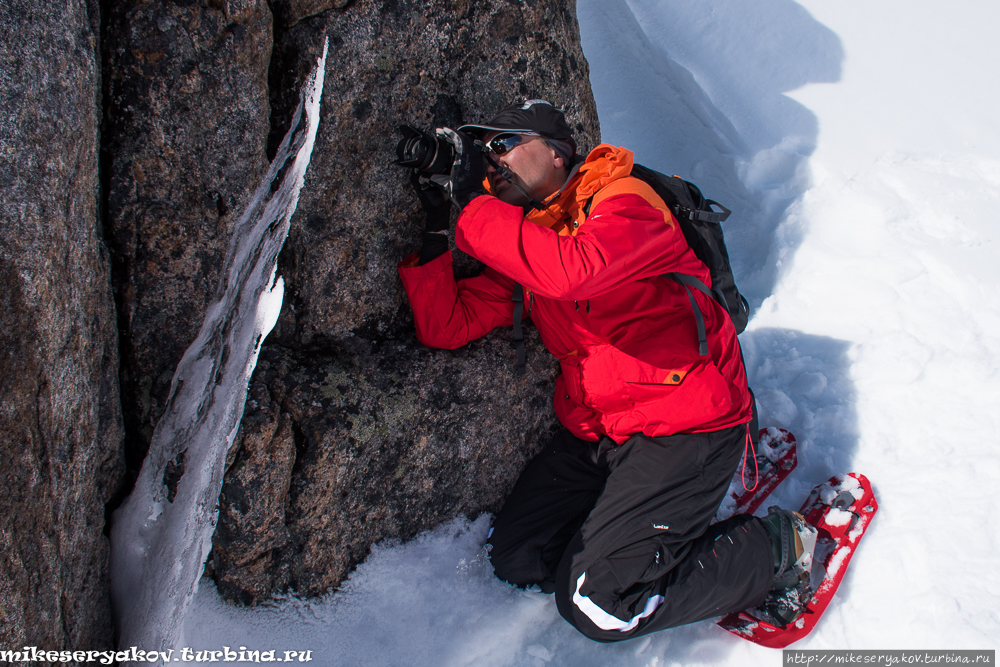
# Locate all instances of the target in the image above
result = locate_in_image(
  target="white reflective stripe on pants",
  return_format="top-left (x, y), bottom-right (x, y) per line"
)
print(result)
top-left (572, 573), bottom-right (665, 632)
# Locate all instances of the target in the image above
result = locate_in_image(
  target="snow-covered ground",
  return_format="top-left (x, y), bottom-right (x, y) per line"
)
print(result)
top-left (182, 1), bottom-right (1000, 663)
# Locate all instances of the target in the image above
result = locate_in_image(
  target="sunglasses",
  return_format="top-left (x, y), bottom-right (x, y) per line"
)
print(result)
top-left (486, 131), bottom-right (541, 156)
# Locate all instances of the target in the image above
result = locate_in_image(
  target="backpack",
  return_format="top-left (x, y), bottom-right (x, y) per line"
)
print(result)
top-left (629, 163), bottom-right (750, 334)
top-left (510, 165), bottom-right (749, 374)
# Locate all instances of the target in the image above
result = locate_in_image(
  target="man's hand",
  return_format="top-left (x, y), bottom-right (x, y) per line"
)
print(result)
top-left (409, 171), bottom-right (450, 233)
top-left (436, 127), bottom-right (487, 210)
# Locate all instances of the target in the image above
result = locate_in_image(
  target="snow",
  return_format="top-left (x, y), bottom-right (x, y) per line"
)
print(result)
top-left (823, 508), bottom-right (853, 528)
top-left (176, 1), bottom-right (1000, 663)
top-left (826, 545), bottom-right (851, 582)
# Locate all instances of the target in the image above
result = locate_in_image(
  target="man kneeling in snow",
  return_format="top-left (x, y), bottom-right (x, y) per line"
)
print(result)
top-left (397, 100), bottom-right (812, 641)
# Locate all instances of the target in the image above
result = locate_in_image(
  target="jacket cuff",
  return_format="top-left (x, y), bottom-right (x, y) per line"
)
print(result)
top-left (398, 249), bottom-right (452, 275)
top-left (398, 252), bottom-right (421, 269)
top-left (457, 193), bottom-right (495, 221)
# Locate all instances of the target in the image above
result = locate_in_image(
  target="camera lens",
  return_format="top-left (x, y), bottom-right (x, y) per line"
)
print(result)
top-left (394, 125), bottom-right (455, 175)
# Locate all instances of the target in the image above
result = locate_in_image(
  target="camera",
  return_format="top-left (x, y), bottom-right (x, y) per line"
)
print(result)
top-left (394, 125), bottom-right (455, 175)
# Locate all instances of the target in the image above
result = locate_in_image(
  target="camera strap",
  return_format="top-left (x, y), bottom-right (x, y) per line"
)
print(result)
top-left (480, 145), bottom-right (548, 211)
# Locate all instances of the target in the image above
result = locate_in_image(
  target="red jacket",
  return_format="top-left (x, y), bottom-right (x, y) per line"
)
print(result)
top-left (398, 145), bottom-right (752, 444)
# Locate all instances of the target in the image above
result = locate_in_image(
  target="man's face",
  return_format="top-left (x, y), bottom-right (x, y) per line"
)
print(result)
top-left (483, 132), bottom-right (567, 206)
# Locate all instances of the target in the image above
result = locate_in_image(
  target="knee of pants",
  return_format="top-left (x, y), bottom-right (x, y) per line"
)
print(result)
top-left (554, 546), bottom-right (669, 643)
top-left (488, 539), bottom-right (544, 589)
top-left (554, 568), bottom-right (647, 644)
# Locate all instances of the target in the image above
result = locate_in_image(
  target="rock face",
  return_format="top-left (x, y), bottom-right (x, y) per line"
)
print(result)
top-left (0, 0), bottom-right (124, 649)
top-left (103, 0), bottom-right (273, 466)
top-left (209, 0), bottom-right (601, 601)
top-left (2, 0), bottom-right (601, 646)
top-left (266, 0), bottom-right (600, 347)
top-left (50, 0), bottom-right (600, 615)
top-left (271, 0), bottom-right (353, 28)
top-left (213, 328), bottom-right (560, 603)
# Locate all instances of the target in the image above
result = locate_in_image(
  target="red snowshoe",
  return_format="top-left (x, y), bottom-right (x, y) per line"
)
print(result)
top-left (718, 472), bottom-right (878, 648)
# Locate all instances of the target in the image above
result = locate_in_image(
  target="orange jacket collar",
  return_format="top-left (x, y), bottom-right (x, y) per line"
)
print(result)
top-left (525, 144), bottom-right (634, 234)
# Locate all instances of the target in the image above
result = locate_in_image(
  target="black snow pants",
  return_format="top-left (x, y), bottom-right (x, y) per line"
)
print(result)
top-left (487, 426), bottom-right (775, 642)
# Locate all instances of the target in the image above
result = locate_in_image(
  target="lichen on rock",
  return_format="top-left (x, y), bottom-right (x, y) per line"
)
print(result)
top-left (215, 326), bottom-right (562, 603)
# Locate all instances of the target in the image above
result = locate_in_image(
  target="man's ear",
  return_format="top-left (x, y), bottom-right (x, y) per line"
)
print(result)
top-left (544, 141), bottom-right (564, 169)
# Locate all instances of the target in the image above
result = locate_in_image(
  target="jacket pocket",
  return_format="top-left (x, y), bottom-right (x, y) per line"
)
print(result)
top-left (611, 331), bottom-right (733, 433)
top-left (576, 345), bottom-right (634, 415)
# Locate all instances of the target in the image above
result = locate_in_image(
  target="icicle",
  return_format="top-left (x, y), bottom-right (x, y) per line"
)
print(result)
top-left (109, 38), bottom-right (329, 656)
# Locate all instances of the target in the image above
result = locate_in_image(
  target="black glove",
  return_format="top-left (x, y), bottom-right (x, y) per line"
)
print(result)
top-left (410, 171), bottom-right (450, 233)
top-left (436, 127), bottom-right (487, 210)
top-left (409, 172), bottom-right (451, 265)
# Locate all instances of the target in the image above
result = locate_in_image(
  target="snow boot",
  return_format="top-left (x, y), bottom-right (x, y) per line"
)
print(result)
top-left (759, 506), bottom-right (818, 627)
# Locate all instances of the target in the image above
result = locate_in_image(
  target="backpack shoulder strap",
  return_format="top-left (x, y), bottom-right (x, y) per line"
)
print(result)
top-left (511, 282), bottom-right (526, 376)
top-left (584, 176), bottom-right (674, 226)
